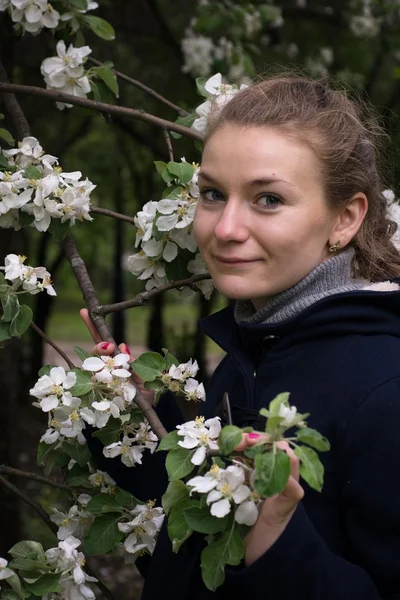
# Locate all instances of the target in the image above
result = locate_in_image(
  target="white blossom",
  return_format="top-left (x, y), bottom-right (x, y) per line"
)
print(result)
top-left (181, 29), bottom-right (215, 77)
top-left (119, 502), bottom-right (164, 561)
top-left (51, 497), bottom-right (94, 541)
top-left (0, 557), bottom-right (13, 583)
top-left (103, 436), bottom-right (146, 468)
top-left (278, 403), bottom-right (297, 427)
top-left (82, 354), bottom-right (131, 383)
top-left (30, 366), bottom-right (77, 412)
top-left (5, 0), bottom-right (60, 34)
top-left (177, 416), bottom-right (220, 465)
top-left (88, 470), bottom-right (116, 493)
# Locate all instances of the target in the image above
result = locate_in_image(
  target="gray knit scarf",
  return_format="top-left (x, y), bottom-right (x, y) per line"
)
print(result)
top-left (234, 247), bottom-right (367, 324)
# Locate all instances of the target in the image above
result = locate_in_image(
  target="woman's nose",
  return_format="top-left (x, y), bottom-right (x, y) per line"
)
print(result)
top-left (214, 203), bottom-right (249, 243)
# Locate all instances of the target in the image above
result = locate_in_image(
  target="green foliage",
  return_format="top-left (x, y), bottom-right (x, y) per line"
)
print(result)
top-left (92, 66), bottom-right (119, 97)
top-left (294, 445), bottom-right (324, 492)
top-left (200, 527), bottom-right (244, 591)
top-left (295, 427), bottom-right (331, 452)
top-left (83, 513), bottom-right (123, 555)
top-left (82, 15), bottom-right (115, 40)
top-left (166, 446), bottom-right (196, 480)
top-left (92, 416), bottom-right (123, 445)
top-left (162, 480), bottom-right (189, 514)
top-left (254, 448), bottom-right (291, 497)
top-left (218, 425), bottom-right (242, 455)
top-left (131, 351), bottom-right (166, 381)
top-left (156, 429), bottom-right (180, 452)
top-left (69, 368), bottom-right (93, 396)
top-left (73, 346), bottom-right (91, 361)
top-left (0, 128), bottom-right (14, 145)
top-left (184, 505), bottom-right (229, 534)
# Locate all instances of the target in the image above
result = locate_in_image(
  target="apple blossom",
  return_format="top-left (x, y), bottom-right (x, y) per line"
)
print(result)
top-left (278, 403), bottom-right (297, 427)
top-left (177, 416), bottom-right (220, 465)
top-left (51, 495), bottom-right (94, 541)
top-left (82, 354), bottom-right (131, 382)
top-left (30, 366), bottom-right (77, 412)
top-left (103, 436), bottom-right (146, 467)
top-left (88, 470), bottom-right (116, 493)
top-left (119, 502), bottom-right (165, 561)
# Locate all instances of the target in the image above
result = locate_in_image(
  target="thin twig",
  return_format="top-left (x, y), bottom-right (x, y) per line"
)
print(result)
top-left (0, 83), bottom-right (202, 142)
top-left (87, 56), bottom-right (188, 117)
top-left (97, 274), bottom-right (212, 314)
top-left (0, 464), bottom-right (81, 492)
top-left (162, 128), bottom-right (174, 162)
top-left (90, 206), bottom-right (136, 226)
top-left (0, 475), bottom-right (114, 600)
top-left (0, 474), bottom-right (58, 535)
top-left (62, 234), bottom-right (168, 440)
top-left (31, 322), bottom-right (75, 369)
top-left (0, 61), bottom-right (30, 138)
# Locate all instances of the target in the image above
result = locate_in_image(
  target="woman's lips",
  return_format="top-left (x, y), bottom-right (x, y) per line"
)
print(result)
top-left (214, 255), bottom-right (260, 265)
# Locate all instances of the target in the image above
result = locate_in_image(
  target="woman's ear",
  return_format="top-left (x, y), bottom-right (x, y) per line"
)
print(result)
top-left (329, 193), bottom-right (368, 247)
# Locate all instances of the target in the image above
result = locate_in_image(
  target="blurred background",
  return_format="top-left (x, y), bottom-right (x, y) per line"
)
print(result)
top-left (1, 0), bottom-right (400, 596)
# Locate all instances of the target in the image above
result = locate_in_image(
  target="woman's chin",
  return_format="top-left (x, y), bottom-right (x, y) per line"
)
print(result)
top-left (212, 275), bottom-right (265, 301)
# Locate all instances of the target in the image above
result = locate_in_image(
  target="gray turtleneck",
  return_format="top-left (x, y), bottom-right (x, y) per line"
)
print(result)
top-left (234, 247), bottom-right (368, 324)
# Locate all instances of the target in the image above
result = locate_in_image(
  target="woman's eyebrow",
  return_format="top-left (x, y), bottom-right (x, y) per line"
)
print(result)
top-left (198, 171), bottom-right (296, 187)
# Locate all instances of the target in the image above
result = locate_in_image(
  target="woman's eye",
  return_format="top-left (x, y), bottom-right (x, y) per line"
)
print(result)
top-left (200, 189), bottom-right (224, 203)
top-left (257, 194), bottom-right (282, 209)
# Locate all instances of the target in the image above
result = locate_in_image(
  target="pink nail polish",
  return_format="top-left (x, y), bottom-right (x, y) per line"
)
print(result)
top-left (101, 342), bottom-right (109, 350)
top-left (248, 433), bottom-right (260, 439)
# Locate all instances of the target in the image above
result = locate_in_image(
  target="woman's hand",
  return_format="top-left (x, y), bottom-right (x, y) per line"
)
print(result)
top-left (235, 432), bottom-right (304, 567)
top-left (79, 308), bottom-right (155, 405)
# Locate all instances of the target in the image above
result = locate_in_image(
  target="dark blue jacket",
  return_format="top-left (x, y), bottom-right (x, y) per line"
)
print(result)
top-left (88, 288), bottom-right (400, 599)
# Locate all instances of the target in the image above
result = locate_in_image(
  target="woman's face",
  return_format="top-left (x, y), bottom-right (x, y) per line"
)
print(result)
top-left (193, 124), bottom-right (340, 308)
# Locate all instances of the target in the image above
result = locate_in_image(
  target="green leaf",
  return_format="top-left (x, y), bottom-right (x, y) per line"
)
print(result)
top-left (131, 351), bottom-right (166, 382)
top-left (254, 448), bottom-right (291, 497)
top-left (61, 440), bottom-right (91, 467)
top-left (196, 77), bottom-right (208, 98)
top-left (0, 128), bottom-right (14, 145)
top-left (162, 349), bottom-right (180, 369)
top-left (8, 541), bottom-right (45, 561)
top-left (154, 161), bottom-right (175, 184)
top-left (1, 294), bottom-right (20, 323)
top-left (170, 112), bottom-right (197, 140)
top-left (48, 219), bottom-right (70, 242)
top-left (184, 505), bottom-right (229, 534)
top-left (168, 499), bottom-right (195, 552)
top-left (83, 15), bottom-right (115, 40)
top-left (37, 442), bottom-right (69, 475)
top-left (8, 557), bottom-right (49, 571)
top-left (23, 166), bottom-right (41, 180)
top-left (162, 480), bottom-right (189, 514)
top-left (0, 152), bottom-right (10, 170)
top-left (92, 417), bottom-right (123, 445)
top-left (69, 368), bottom-right (93, 396)
top-left (201, 528), bottom-right (244, 591)
top-left (24, 573), bottom-right (61, 596)
top-left (294, 445), bottom-right (324, 492)
top-left (166, 447), bottom-right (196, 480)
top-left (1, 590), bottom-right (22, 600)
top-left (268, 392), bottom-right (291, 416)
top-left (69, 0), bottom-right (88, 8)
top-left (166, 161), bottom-right (195, 185)
top-left (295, 427), bottom-right (330, 452)
top-left (83, 513), bottom-right (123, 555)
top-left (92, 66), bottom-right (119, 97)
top-left (114, 486), bottom-right (142, 509)
top-left (218, 425), bottom-right (242, 455)
top-left (73, 346), bottom-right (91, 361)
top-left (67, 463), bottom-right (92, 488)
top-left (86, 494), bottom-right (124, 516)
top-left (0, 321), bottom-right (11, 343)
top-left (164, 251), bottom-right (192, 281)
top-left (9, 304), bottom-right (32, 337)
top-left (4, 572), bottom-right (22, 596)
top-left (157, 430), bottom-right (180, 452)
top-left (18, 211), bottom-right (34, 228)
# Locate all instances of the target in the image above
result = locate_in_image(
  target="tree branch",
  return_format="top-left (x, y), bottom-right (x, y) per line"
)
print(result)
top-left (62, 234), bottom-right (168, 439)
top-left (0, 474), bottom-right (114, 600)
top-left (87, 56), bottom-right (188, 117)
top-left (0, 464), bottom-right (79, 492)
top-left (31, 322), bottom-right (75, 369)
top-left (0, 61), bottom-right (30, 138)
top-left (162, 128), bottom-right (174, 162)
top-left (0, 82), bottom-right (202, 141)
top-left (90, 205), bottom-right (136, 226)
top-left (97, 274), bottom-right (212, 314)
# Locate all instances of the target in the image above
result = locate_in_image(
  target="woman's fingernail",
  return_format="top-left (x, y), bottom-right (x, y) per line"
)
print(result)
top-left (248, 433), bottom-right (260, 439)
top-left (101, 342), bottom-right (110, 350)
top-left (125, 345), bottom-right (131, 355)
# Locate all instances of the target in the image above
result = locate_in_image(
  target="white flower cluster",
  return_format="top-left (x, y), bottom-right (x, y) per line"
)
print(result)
top-left (41, 41), bottom-right (92, 110)
top-left (0, 0), bottom-right (98, 35)
top-left (1, 253), bottom-right (56, 296)
top-left (384, 189), bottom-right (400, 251)
top-left (187, 463), bottom-right (259, 526)
top-left (349, 0), bottom-right (380, 37)
top-left (162, 358), bottom-right (206, 403)
top-left (88, 469), bottom-right (116, 493)
top-left (118, 501), bottom-right (165, 561)
top-left (0, 136), bottom-right (95, 232)
top-left (191, 73), bottom-right (248, 135)
top-left (0, 558), bottom-right (13, 592)
top-left (177, 415), bottom-right (220, 465)
top-left (127, 159), bottom-right (213, 299)
top-left (51, 494), bottom-right (94, 541)
top-left (103, 422), bottom-right (158, 467)
top-left (44, 536), bottom-right (97, 600)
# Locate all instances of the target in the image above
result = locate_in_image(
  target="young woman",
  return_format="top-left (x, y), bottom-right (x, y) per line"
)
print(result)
top-left (82, 76), bottom-right (400, 599)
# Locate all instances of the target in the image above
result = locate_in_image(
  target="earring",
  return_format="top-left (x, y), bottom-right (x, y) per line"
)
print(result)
top-left (328, 240), bottom-right (341, 253)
